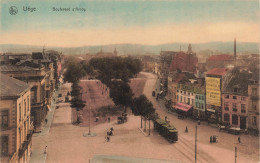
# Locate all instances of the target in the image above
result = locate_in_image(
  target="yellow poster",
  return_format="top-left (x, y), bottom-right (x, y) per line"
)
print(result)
top-left (206, 77), bottom-right (221, 106)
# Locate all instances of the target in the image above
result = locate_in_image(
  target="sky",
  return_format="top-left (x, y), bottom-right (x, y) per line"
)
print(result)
top-left (0, 0), bottom-right (259, 47)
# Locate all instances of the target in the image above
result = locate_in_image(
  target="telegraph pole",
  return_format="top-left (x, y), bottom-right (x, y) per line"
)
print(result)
top-left (235, 147), bottom-right (237, 163)
top-left (195, 125), bottom-right (197, 163)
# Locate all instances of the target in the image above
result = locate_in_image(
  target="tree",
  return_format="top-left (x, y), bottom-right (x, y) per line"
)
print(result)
top-left (88, 57), bottom-right (142, 86)
top-left (131, 95), bottom-right (155, 131)
top-left (109, 80), bottom-right (133, 112)
top-left (63, 60), bottom-right (86, 84)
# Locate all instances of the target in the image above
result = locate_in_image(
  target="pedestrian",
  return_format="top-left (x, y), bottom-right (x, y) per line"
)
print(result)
top-left (44, 146), bottom-right (47, 154)
top-left (165, 116), bottom-right (167, 121)
top-left (108, 117), bottom-right (110, 122)
top-left (210, 136), bottom-right (213, 143)
top-left (105, 136), bottom-right (107, 142)
top-left (185, 126), bottom-right (188, 133)
top-left (238, 136), bottom-right (241, 143)
top-left (107, 135), bottom-right (110, 142)
top-left (198, 119), bottom-right (201, 125)
top-left (45, 118), bottom-right (48, 124)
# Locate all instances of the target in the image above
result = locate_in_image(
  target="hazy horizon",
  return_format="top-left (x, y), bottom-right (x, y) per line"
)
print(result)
top-left (1, 0), bottom-right (259, 47)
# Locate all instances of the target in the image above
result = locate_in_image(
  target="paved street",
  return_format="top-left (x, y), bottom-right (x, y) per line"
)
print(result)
top-left (30, 73), bottom-right (259, 163)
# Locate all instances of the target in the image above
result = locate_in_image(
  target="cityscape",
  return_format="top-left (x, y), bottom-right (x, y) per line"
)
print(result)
top-left (0, 0), bottom-right (259, 163)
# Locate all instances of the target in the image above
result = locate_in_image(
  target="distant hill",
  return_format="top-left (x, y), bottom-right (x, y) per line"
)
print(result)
top-left (0, 42), bottom-right (258, 55)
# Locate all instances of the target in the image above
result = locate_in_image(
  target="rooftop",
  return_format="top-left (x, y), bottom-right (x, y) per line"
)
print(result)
top-left (0, 65), bottom-right (35, 72)
top-left (206, 68), bottom-right (228, 76)
top-left (207, 54), bottom-right (233, 61)
top-left (223, 72), bottom-right (252, 95)
top-left (0, 73), bottom-right (31, 98)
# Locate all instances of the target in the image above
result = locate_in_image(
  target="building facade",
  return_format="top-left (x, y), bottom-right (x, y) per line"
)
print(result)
top-left (0, 65), bottom-right (47, 131)
top-left (0, 74), bottom-right (33, 163)
top-left (247, 80), bottom-right (260, 135)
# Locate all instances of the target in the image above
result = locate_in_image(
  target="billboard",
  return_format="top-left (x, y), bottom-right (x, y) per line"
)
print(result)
top-left (206, 77), bottom-right (221, 106)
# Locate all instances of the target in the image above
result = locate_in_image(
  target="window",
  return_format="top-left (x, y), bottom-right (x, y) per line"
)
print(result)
top-left (184, 97), bottom-right (186, 103)
top-left (224, 95), bottom-right (229, 99)
top-left (232, 103), bottom-right (237, 112)
top-left (0, 111), bottom-right (8, 128)
top-left (252, 88), bottom-right (257, 95)
top-left (181, 91), bottom-right (182, 94)
top-left (177, 90), bottom-right (179, 93)
top-left (224, 113), bottom-right (229, 122)
top-left (201, 96), bottom-right (204, 100)
top-left (188, 98), bottom-right (190, 104)
top-left (184, 91), bottom-right (186, 95)
top-left (1, 136), bottom-right (8, 156)
top-left (31, 87), bottom-right (37, 103)
top-left (177, 95), bottom-right (179, 101)
top-left (181, 96), bottom-right (182, 102)
top-left (192, 99), bottom-right (194, 105)
top-left (196, 102), bottom-right (199, 108)
top-left (253, 101), bottom-right (257, 110)
top-left (241, 104), bottom-right (246, 113)
top-left (24, 100), bottom-right (26, 116)
top-left (241, 97), bottom-right (246, 101)
top-left (232, 114), bottom-right (238, 125)
top-left (196, 95), bottom-right (199, 99)
top-left (27, 96), bottom-right (30, 112)
top-left (19, 103), bottom-right (21, 121)
top-left (253, 117), bottom-right (257, 126)
top-left (188, 92), bottom-right (190, 95)
top-left (224, 102), bottom-right (229, 111)
top-left (201, 104), bottom-right (204, 109)
top-left (233, 96), bottom-right (237, 100)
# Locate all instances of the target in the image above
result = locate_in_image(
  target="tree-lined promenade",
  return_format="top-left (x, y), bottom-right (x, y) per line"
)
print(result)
top-left (63, 56), bottom-right (156, 126)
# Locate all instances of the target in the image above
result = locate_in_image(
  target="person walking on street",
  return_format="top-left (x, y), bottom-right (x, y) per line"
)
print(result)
top-left (45, 118), bottom-right (48, 124)
top-left (108, 117), bottom-right (110, 122)
top-left (185, 126), bottom-right (188, 133)
top-left (238, 136), bottom-right (241, 143)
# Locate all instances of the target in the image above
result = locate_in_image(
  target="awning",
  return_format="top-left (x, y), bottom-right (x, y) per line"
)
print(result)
top-left (47, 105), bottom-right (51, 111)
top-left (207, 108), bottom-right (215, 113)
top-left (174, 103), bottom-right (192, 112)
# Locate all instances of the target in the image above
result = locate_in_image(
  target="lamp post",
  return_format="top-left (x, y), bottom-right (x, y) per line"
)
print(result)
top-left (88, 105), bottom-right (91, 135)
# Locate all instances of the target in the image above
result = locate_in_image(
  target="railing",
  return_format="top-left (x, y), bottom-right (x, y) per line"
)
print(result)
top-left (251, 95), bottom-right (259, 100)
top-left (18, 130), bottom-right (33, 158)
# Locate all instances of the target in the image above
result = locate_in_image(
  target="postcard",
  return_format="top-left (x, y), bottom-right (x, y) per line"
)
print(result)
top-left (0, 0), bottom-right (259, 163)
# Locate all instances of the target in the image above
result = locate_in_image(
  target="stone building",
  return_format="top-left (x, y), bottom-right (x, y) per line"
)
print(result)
top-left (206, 54), bottom-right (234, 70)
top-left (0, 65), bottom-right (47, 132)
top-left (221, 71), bottom-right (251, 129)
top-left (206, 68), bottom-right (232, 123)
top-left (247, 71), bottom-right (260, 135)
top-left (169, 44), bottom-right (198, 73)
top-left (0, 74), bottom-right (33, 163)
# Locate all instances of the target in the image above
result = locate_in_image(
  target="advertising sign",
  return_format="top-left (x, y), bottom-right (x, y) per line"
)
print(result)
top-left (206, 77), bottom-right (221, 106)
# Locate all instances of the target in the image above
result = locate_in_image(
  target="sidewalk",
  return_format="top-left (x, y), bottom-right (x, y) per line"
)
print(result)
top-left (30, 87), bottom-right (60, 163)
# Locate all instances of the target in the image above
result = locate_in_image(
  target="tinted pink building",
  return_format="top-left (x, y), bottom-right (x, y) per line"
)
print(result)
top-left (222, 94), bottom-right (247, 129)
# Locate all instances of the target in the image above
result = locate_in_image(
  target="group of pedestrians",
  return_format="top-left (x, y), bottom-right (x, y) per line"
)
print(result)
top-left (105, 127), bottom-right (114, 142)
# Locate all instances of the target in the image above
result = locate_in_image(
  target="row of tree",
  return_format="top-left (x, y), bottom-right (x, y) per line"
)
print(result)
top-left (63, 56), bottom-right (156, 128)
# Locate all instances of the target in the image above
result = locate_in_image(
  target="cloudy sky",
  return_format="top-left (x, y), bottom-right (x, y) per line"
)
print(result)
top-left (0, 0), bottom-right (259, 47)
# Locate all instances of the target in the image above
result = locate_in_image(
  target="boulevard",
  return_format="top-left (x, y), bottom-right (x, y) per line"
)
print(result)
top-left (31, 73), bottom-right (259, 163)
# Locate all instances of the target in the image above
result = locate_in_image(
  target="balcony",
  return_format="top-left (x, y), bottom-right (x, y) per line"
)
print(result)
top-left (18, 130), bottom-right (33, 158)
top-left (251, 95), bottom-right (259, 100)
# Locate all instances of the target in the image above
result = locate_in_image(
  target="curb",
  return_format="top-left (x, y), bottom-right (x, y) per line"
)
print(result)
top-left (138, 128), bottom-right (151, 137)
